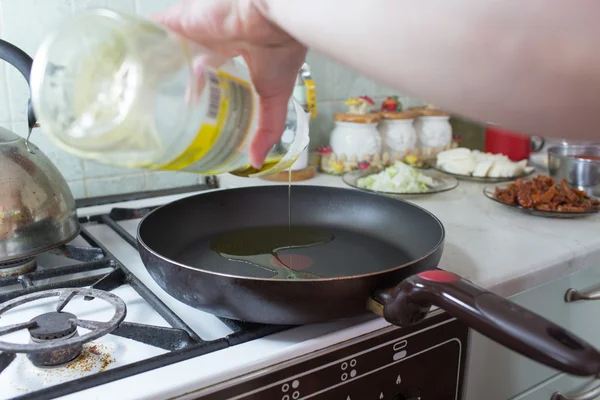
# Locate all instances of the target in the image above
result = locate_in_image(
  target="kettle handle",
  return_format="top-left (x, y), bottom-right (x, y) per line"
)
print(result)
top-left (0, 39), bottom-right (37, 132)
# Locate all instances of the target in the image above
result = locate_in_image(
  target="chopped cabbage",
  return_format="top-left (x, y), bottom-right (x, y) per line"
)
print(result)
top-left (357, 162), bottom-right (438, 193)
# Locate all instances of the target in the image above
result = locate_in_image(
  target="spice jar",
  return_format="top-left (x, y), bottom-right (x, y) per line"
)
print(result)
top-left (414, 108), bottom-right (453, 149)
top-left (328, 96), bottom-right (381, 173)
top-left (379, 112), bottom-right (417, 153)
top-left (378, 97), bottom-right (417, 154)
top-left (330, 116), bottom-right (382, 159)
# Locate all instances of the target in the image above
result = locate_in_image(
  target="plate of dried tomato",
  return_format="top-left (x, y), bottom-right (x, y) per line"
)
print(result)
top-left (484, 175), bottom-right (600, 218)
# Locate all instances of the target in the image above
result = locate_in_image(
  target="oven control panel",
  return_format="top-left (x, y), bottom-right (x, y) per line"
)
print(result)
top-left (196, 313), bottom-right (469, 400)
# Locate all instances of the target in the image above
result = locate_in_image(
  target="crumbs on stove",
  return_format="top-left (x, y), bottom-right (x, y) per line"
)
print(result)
top-left (65, 343), bottom-right (115, 373)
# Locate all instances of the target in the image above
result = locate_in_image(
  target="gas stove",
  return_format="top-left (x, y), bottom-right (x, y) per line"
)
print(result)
top-left (0, 185), bottom-right (469, 400)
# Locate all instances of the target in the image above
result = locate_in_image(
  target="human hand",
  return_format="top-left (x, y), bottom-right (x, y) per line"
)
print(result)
top-left (153, 0), bottom-right (307, 168)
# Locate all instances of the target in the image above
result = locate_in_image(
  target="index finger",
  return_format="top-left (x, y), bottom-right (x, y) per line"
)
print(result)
top-left (150, 0), bottom-right (237, 44)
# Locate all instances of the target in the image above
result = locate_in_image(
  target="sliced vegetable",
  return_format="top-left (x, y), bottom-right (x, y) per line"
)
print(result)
top-left (357, 162), bottom-right (438, 193)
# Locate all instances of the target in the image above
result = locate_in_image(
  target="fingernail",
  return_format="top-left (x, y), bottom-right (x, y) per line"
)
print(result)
top-left (250, 151), bottom-right (266, 169)
top-left (251, 160), bottom-right (264, 169)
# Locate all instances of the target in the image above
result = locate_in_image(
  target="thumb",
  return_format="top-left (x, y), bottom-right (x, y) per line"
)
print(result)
top-left (249, 94), bottom-right (290, 169)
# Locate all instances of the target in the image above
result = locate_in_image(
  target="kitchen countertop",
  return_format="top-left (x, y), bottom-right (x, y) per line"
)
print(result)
top-left (218, 172), bottom-right (600, 298)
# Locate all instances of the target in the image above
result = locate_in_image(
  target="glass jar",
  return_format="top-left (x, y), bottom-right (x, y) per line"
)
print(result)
top-left (29, 9), bottom-right (308, 177)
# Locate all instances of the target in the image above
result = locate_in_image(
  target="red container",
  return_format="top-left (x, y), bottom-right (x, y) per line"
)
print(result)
top-left (484, 126), bottom-right (545, 161)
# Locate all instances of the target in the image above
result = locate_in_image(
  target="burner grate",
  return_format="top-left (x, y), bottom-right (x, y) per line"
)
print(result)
top-left (0, 184), bottom-right (291, 400)
top-left (0, 256), bottom-right (37, 278)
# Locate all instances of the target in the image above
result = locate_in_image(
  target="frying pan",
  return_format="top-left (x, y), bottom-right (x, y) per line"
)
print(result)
top-left (137, 185), bottom-right (600, 377)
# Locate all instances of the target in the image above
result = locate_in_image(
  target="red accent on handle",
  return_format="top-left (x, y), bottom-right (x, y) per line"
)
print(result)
top-left (375, 272), bottom-right (600, 376)
top-left (417, 270), bottom-right (460, 283)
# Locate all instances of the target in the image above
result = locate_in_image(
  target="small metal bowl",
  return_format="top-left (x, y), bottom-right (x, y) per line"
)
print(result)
top-left (547, 144), bottom-right (600, 196)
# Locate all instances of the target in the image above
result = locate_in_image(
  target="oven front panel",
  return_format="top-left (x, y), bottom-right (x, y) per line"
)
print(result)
top-left (196, 313), bottom-right (469, 400)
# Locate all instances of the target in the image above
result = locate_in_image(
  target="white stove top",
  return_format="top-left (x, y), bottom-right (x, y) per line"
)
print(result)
top-left (0, 189), bottom-right (391, 400)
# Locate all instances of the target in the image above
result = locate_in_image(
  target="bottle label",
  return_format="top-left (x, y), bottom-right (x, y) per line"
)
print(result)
top-left (157, 69), bottom-right (254, 171)
top-left (304, 78), bottom-right (317, 119)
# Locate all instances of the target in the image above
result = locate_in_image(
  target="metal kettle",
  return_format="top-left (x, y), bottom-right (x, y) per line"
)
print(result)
top-left (0, 39), bottom-right (79, 263)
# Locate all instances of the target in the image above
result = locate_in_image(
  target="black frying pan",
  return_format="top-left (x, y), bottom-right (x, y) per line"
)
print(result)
top-left (137, 185), bottom-right (600, 377)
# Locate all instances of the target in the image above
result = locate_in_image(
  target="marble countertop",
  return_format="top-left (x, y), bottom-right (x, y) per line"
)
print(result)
top-left (218, 172), bottom-right (600, 297)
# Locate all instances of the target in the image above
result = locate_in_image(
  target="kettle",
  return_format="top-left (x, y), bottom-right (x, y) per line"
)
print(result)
top-left (0, 39), bottom-right (79, 263)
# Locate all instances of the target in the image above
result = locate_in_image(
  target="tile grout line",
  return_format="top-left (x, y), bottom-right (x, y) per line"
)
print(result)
top-left (1, 0), bottom-right (16, 133)
top-left (143, 169), bottom-right (150, 191)
top-left (331, 61), bottom-right (340, 101)
top-left (81, 157), bottom-right (89, 199)
top-left (67, 0), bottom-right (81, 196)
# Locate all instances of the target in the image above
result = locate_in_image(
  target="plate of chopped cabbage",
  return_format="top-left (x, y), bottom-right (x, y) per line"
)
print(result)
top-left (343, 162), bottom-right (458, 195)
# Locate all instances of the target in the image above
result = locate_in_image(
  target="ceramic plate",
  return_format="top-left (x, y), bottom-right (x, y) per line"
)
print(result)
top-left (434, 166), bottom-right (535, 183)
top-left (483, 185), bottom-right (600, 218)
top-left (343, 168), bottom-right (458, 196)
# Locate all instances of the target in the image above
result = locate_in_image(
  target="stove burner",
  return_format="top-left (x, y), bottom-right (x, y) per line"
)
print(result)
top-left (0, 257), bottom-right (36, 277)
top-left (0, 288), bottom-right (126, 367)
top-left (27, 312), bottom-right (81, 366)
top-left (29, 312), bottom-right (77, 340)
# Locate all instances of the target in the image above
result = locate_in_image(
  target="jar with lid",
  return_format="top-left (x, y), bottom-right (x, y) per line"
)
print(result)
top-left (378, 111), bottom-right (417, 154)
top-left (29, 9), bottom-right (309, 177)
top-left (329, 112), bottom-right (381, 170)
top-left (414, 109), bottom-right (453, 149)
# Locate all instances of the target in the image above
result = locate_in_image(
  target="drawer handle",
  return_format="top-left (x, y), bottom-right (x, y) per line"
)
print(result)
top-left (552, 375), bottom-right (600, 400)
top-left (565, 288), bottom-right (600, 303)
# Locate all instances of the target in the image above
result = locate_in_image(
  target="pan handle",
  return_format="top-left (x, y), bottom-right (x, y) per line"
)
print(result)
top-left (369, 270), bottom-right (600, 377)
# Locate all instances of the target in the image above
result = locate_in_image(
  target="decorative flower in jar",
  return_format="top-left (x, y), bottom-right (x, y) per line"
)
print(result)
top-left (345, 96), bottom-right (376, 115)
top-left (380, 96), bottom-right (402, 112)
top-left (316, 145), bottom-right (333, 173)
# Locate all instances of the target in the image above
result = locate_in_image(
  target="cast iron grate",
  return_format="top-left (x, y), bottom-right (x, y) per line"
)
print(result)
top-left (0, 185), bottom-right (291, 400)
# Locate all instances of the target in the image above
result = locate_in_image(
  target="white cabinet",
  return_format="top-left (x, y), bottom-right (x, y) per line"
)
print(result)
top-left (464, 264), bottom-right (600, 400)
top-left (511, 374), bottom-right (600, 400)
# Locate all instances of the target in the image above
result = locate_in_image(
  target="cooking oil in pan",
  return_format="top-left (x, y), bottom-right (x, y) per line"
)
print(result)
top-left (210, 226), bottom-right (332, 279)
top-left (201, 226), bottom-right (408, 280)
top-left (288, 169), bottom-right (292, 268)
top-left (190, 164), bottom-right (408, 280)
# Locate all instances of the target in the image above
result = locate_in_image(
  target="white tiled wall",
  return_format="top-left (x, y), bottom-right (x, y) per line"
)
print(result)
top-left (0, 0), bottom-right (420, 199)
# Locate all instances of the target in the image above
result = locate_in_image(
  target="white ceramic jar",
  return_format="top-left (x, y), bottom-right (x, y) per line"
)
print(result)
top-left (415, 115), bottom-right (453, 149)
top-left (330, 121), bottom-right (382, 159)
top-left (378, 114), bottom-right (417, 153)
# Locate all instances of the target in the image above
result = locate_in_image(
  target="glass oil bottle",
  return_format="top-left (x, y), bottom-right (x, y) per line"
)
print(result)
top-left (30, 9), bottom-right (309, 177)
